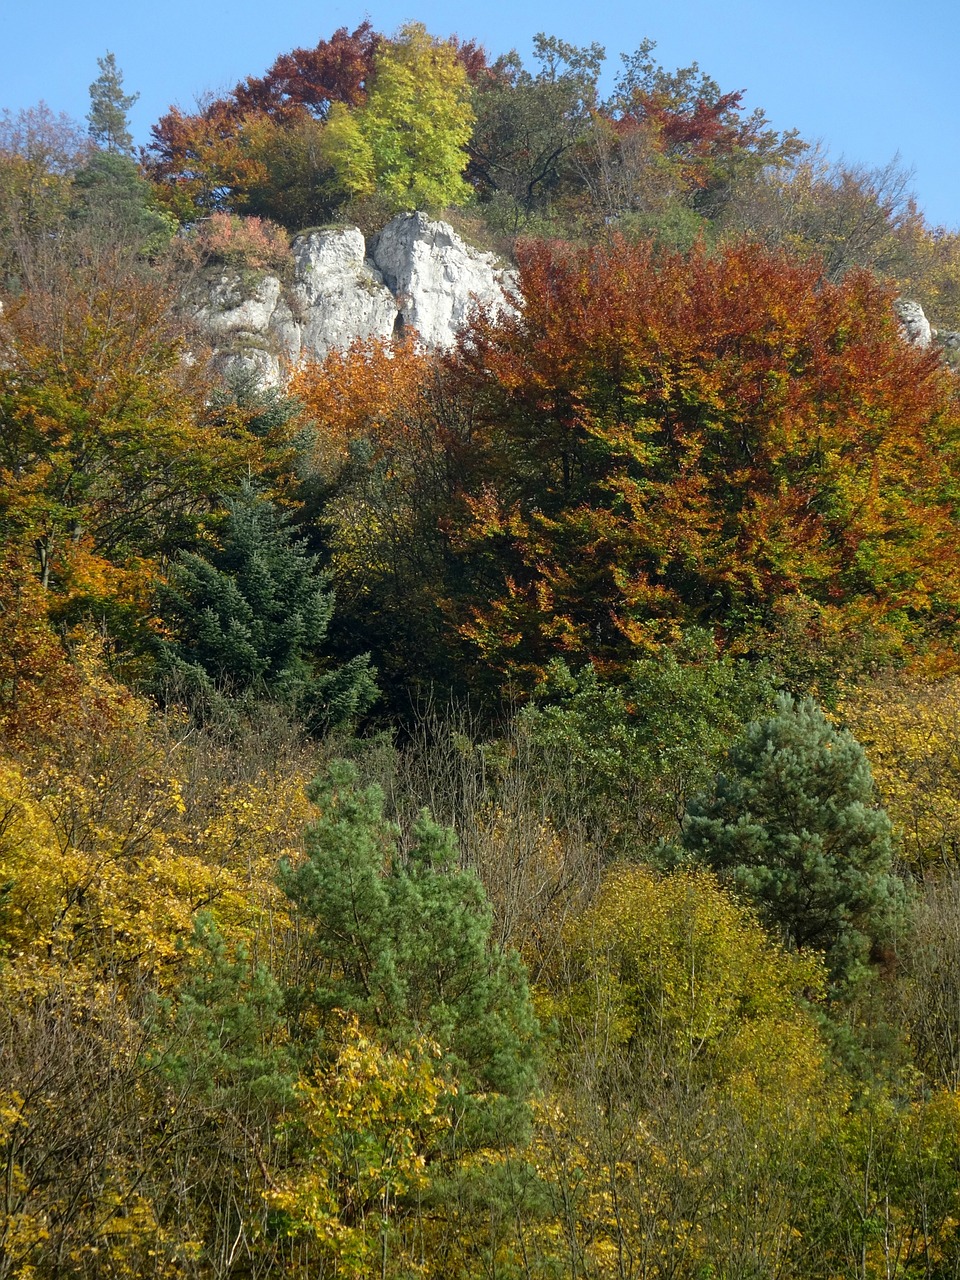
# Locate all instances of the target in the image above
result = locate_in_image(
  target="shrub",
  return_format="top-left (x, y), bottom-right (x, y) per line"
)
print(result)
top-left (175, 211), bottom-right (291, 274)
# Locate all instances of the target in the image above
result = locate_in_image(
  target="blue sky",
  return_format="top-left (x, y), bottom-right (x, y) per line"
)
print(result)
top-left (4, 0), bottom-right (957, 229)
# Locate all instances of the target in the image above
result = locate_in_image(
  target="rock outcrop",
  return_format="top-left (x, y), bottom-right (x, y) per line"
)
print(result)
top-left (293, 226), bottom-right (398, 360)
top-left (894, 298), bottom-right (960, 364)
top-left (894, 298), bottom-right (933, 349)
top-left (370, 213), bottom-right (513, 348)
top-left (191, 213), bottom-right (514, 386)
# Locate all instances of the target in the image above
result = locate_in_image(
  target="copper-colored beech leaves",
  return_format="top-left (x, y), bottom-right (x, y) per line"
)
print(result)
top-left (445, 237), bottom-right (960, 687)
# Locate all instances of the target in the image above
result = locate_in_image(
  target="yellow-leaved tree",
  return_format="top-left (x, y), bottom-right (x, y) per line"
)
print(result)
top-left (272, 1016), bottom-right (449, 1280)
top-left (840, 672), bottom-right (960, 869)
top-left (322, 23), bottom-right (475, 212)
top-left (527, 865), bottom-right (838, 1279)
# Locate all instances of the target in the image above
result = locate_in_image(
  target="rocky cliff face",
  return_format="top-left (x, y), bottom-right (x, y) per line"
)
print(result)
top-left (895, 297), bottom-right (960, 360)
top-left (190, 212), bottom-right (514, 385)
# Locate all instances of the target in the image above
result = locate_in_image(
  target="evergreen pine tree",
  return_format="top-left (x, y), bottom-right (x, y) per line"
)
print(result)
top-left (157, 484), bottom-right (376, 729)
top-left (679, 693), bottom-right (907, 992)
top-left (72, 150), bottom-right (174, 253)
top-left (280, 759), bottom-right (540, 1146)
top-left (87, 52), bottom-right (138, 154)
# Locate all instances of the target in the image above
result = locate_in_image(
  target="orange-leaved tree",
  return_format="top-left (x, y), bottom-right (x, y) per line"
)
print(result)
top-left (144, 24), bottom-right (379, 222)
top-left (0, 252), bottom-right (275, 655)
top-left (444, 236), bottom-right (960, 692)
top-left (291, 337), bottom-right (482, 706)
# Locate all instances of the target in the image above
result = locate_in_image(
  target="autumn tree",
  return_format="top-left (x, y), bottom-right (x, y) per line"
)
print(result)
top-left (324, 23), bottom-right (475, 214)
top-left (442, 235), bottom-right (960, 695)
top-left (144, 24), bottom-right (378, 223)
top-left (143, 22), bottom-right (477, 225)
top-left (565, 39), bottom-right (803, 246)
top-left (723, 150), bottom-right (920, 277)
top-left (0, 254), bottom-right (259, 657)
top-left (606, 39), bottom-right (803, 219)
top-left (0, 103), bottom-right (90, 289)
top-left (230, 21), bottom-right (377, 122)
top-left (272, 1017), bottom-right (450, 1279)
top-left (239, 111), bottom-right (340, 229)
top-left (142, 98), bottom-right (270, 219)
top-left (532, 863), bottom-right (836, 1279)
top-left (291, 337), bottom-right (483, 712)
top-left (839, 672), bottom-right (960, 870)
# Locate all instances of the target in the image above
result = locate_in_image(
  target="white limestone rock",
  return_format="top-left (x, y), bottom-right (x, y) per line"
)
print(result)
top-left (292, 227), bottom-right (398, 359)
top-left (189, 271), bottom-right (297, 387)
top-left (370, 212), bottom-right (515, 348)
top-left (894, 298), bottom-right (933, 348)
top-left (191, 214), bottom-right (515, 383)
top-left (194, 271), bottom-right (284, 339)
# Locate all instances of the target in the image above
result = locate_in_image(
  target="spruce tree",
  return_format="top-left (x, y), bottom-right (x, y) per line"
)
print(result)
top-left (680, 693), bottom-right (907, 992)
top-left (157, 485), bottom-right (376, 729)
top-left (87, 52), bottom-right (138, 154)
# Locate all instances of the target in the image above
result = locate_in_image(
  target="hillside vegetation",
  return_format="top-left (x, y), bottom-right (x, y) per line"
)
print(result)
top-left (5, 24), bottom-right (960, 1280)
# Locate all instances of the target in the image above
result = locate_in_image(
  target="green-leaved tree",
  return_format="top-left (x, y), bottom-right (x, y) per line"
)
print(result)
top-left (323, 23), bottom-right (475, 212)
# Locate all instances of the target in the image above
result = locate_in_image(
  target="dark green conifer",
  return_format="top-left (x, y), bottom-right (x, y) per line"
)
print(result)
top-left (680, 693), bottom-right (907, 993)
top-left (157, 485), bottom-right (376, 729)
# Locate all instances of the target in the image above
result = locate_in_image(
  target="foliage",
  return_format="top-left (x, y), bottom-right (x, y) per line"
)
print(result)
top-left (87, 52), bottom-right (139, 155)
top-left (239, 112), bottom-right (344, 228)
top-left (518, 635), bottom-right (776, 851)
top-left (9, 22), bottom-right (960, 1280)
top-left (172, 209), bottom-right (291, 274)
top-left (229, 22), bottom-right (378, 123)
top-left (608, 39), bottom-right (804, 216)
top-left (568, 37), bottom-right (804, 244)
top-left (280, 759), bottom-right (540, 1146)
top-left (561, 861), bottom-right (829, 1086)
top-left (0, 103), bottom-right (91, 289)
top-left (72, 149), bottom-right (176, 254)
top-left (144, 24), bottom-right (378, 222)
top-left (291, 337), bottom-right (480, 711)
top-left (143, 21), bottom-right (473, 227)
top-left (143, 99), bottom-right (271, 219)
top-left (897, 872), bottom-right (960, 1090)
top-left (0, 254), bottom-right (257, 657)
top-left (273, 1017), bottom-right (449, 1279)
top-left (0, 546), bottom-right (88, 752)
top-left (840, 672), bottom-right (960, 869)
top-left (156, 484), bottom-right (376, 729)
top-left (155, 914), bottom-right (290, 1105)
top-left (445, 235), bottom-right (960, 694)
top-left (330, 23), bottom-right (475, 214)
top-left (679, 693), bottom-right (907, 992)
top-left (527, 863), bottom-right (837, 1280)
top-left (468, 34), bottom-right (603, 232)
